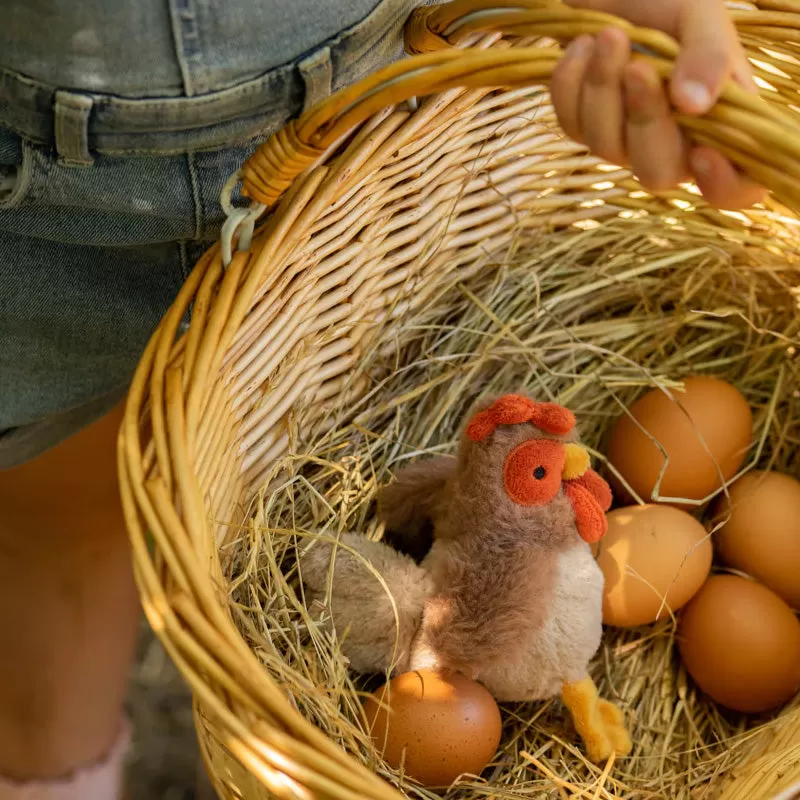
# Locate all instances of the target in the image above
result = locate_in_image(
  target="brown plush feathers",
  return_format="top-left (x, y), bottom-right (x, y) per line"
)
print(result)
top-left (300, 393), bottom-right (610, 686)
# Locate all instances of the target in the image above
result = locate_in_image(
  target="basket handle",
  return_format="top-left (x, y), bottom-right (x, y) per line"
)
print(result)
top-left (240, 0), bottom-right (800, 209)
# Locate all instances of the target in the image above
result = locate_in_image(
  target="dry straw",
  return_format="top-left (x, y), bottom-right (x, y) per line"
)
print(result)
top-left (118, 1), bottom-right (800, 798)
top-left (231, 213), bottom-right (800, 800)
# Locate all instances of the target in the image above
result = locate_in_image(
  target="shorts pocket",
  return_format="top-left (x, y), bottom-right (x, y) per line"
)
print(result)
top-left (0, 128), bottom-right (200, 246)
top-left (0, 127), bottom-right (35, 210)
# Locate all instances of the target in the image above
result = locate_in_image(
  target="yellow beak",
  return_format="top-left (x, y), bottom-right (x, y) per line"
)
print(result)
top-left (563, 443), bottom-right (590, 480)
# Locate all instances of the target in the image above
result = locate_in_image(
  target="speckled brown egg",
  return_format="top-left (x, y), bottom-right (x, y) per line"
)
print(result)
top-left (363, 669), bottom-right (502, 788)
top-left (712, 471), bottom-right (800, 609)
top-left (607, 376), bottom-right (752, 506)
top-left (678, 574), bottom-right (800, 713)
top-left (594, 504), bottom-right (713, 627)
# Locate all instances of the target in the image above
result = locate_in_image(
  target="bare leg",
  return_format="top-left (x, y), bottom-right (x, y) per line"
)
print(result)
top-left (0, 404), bottom-right (139, 781)
top-left (561, 676), bottom-right (631, 763)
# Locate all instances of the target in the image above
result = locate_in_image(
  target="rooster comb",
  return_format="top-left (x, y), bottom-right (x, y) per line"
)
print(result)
top-left (465, 394), bottom-right (576, 442)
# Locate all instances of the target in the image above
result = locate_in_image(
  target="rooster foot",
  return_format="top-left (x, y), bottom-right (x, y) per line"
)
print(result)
top-left (596, 697), bottom-right (632, 756)
top-left (561, 677), bottom-right (632, 763)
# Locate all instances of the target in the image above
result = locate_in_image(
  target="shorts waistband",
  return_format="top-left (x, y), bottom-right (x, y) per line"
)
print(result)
top-left (0, 0), bottom-right (416, 159)
top-left (0, 64), bottom-right (302, 160)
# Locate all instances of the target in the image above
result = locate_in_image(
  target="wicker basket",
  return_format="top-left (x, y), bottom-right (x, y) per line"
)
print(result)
top-left (118, 1), bottom-right (800, 798)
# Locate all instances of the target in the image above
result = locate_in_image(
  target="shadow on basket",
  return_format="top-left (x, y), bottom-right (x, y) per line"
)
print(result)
top-left (118, 1), bottom-right (800, 798)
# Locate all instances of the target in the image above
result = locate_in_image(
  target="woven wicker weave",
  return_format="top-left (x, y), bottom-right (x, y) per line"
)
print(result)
top-left (118, 2), bottom-right (800, 798)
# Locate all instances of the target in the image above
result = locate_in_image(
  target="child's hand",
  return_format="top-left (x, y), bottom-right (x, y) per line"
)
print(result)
top-left (550, 0), bottom-right (766, 208)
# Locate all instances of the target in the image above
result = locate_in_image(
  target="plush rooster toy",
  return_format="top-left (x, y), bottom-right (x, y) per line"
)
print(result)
top-left (301, 394), bottom-right (631, 763)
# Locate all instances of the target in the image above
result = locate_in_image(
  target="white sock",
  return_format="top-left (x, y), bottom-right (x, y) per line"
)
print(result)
top-left (0, 719), bottom-right (131, 800)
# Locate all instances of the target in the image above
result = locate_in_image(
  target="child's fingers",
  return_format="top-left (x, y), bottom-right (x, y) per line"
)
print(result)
top-left (731, 51), bottom-right (759, 94)
top-left (623, 60), bottom-right (690, 191)
top-left (551, 35), bottom-right (595, 144)
top-left (670, 0), bottom-right (740, 114)
top-left (567, 0), bottom-right (758, 106)
top-left (579, 27), bottom-right (630, 166)
top-left (689, 147), bottom-right (767, 209)
top-left (565, 0), bottom-right (767, 207)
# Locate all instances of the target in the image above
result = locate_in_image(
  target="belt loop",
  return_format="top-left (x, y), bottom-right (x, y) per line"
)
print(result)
top-left (298, 46), bottom-right (333, 113)
top-left (53, 90), bottom-right (94, 166)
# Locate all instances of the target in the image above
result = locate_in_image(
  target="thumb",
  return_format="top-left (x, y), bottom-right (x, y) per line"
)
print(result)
top-left (669, 0), bottom-right (735, 115)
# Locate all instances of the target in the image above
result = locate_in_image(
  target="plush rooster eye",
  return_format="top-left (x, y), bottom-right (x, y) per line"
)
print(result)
top-left (504, 439), bottom-right (565, 506)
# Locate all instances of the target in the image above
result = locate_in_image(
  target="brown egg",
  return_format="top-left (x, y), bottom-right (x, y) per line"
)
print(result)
top-left (363, 669), bottom-right (501, 787)
top-left (712, 471), bottom-right (800, 609)
top-left (594, 504), bottom-right (713, 627)
top-left (607, 376), bottom-right (752, 506)
top-left (678, 574), bottom-right (800, 713)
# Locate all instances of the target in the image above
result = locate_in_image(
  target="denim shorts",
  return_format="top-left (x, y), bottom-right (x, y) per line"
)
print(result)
top-left (0, 0), bottom-right (428, 468)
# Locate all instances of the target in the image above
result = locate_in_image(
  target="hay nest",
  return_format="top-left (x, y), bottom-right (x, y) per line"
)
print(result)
top-left (225, 207), bottom-right (800, 800)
